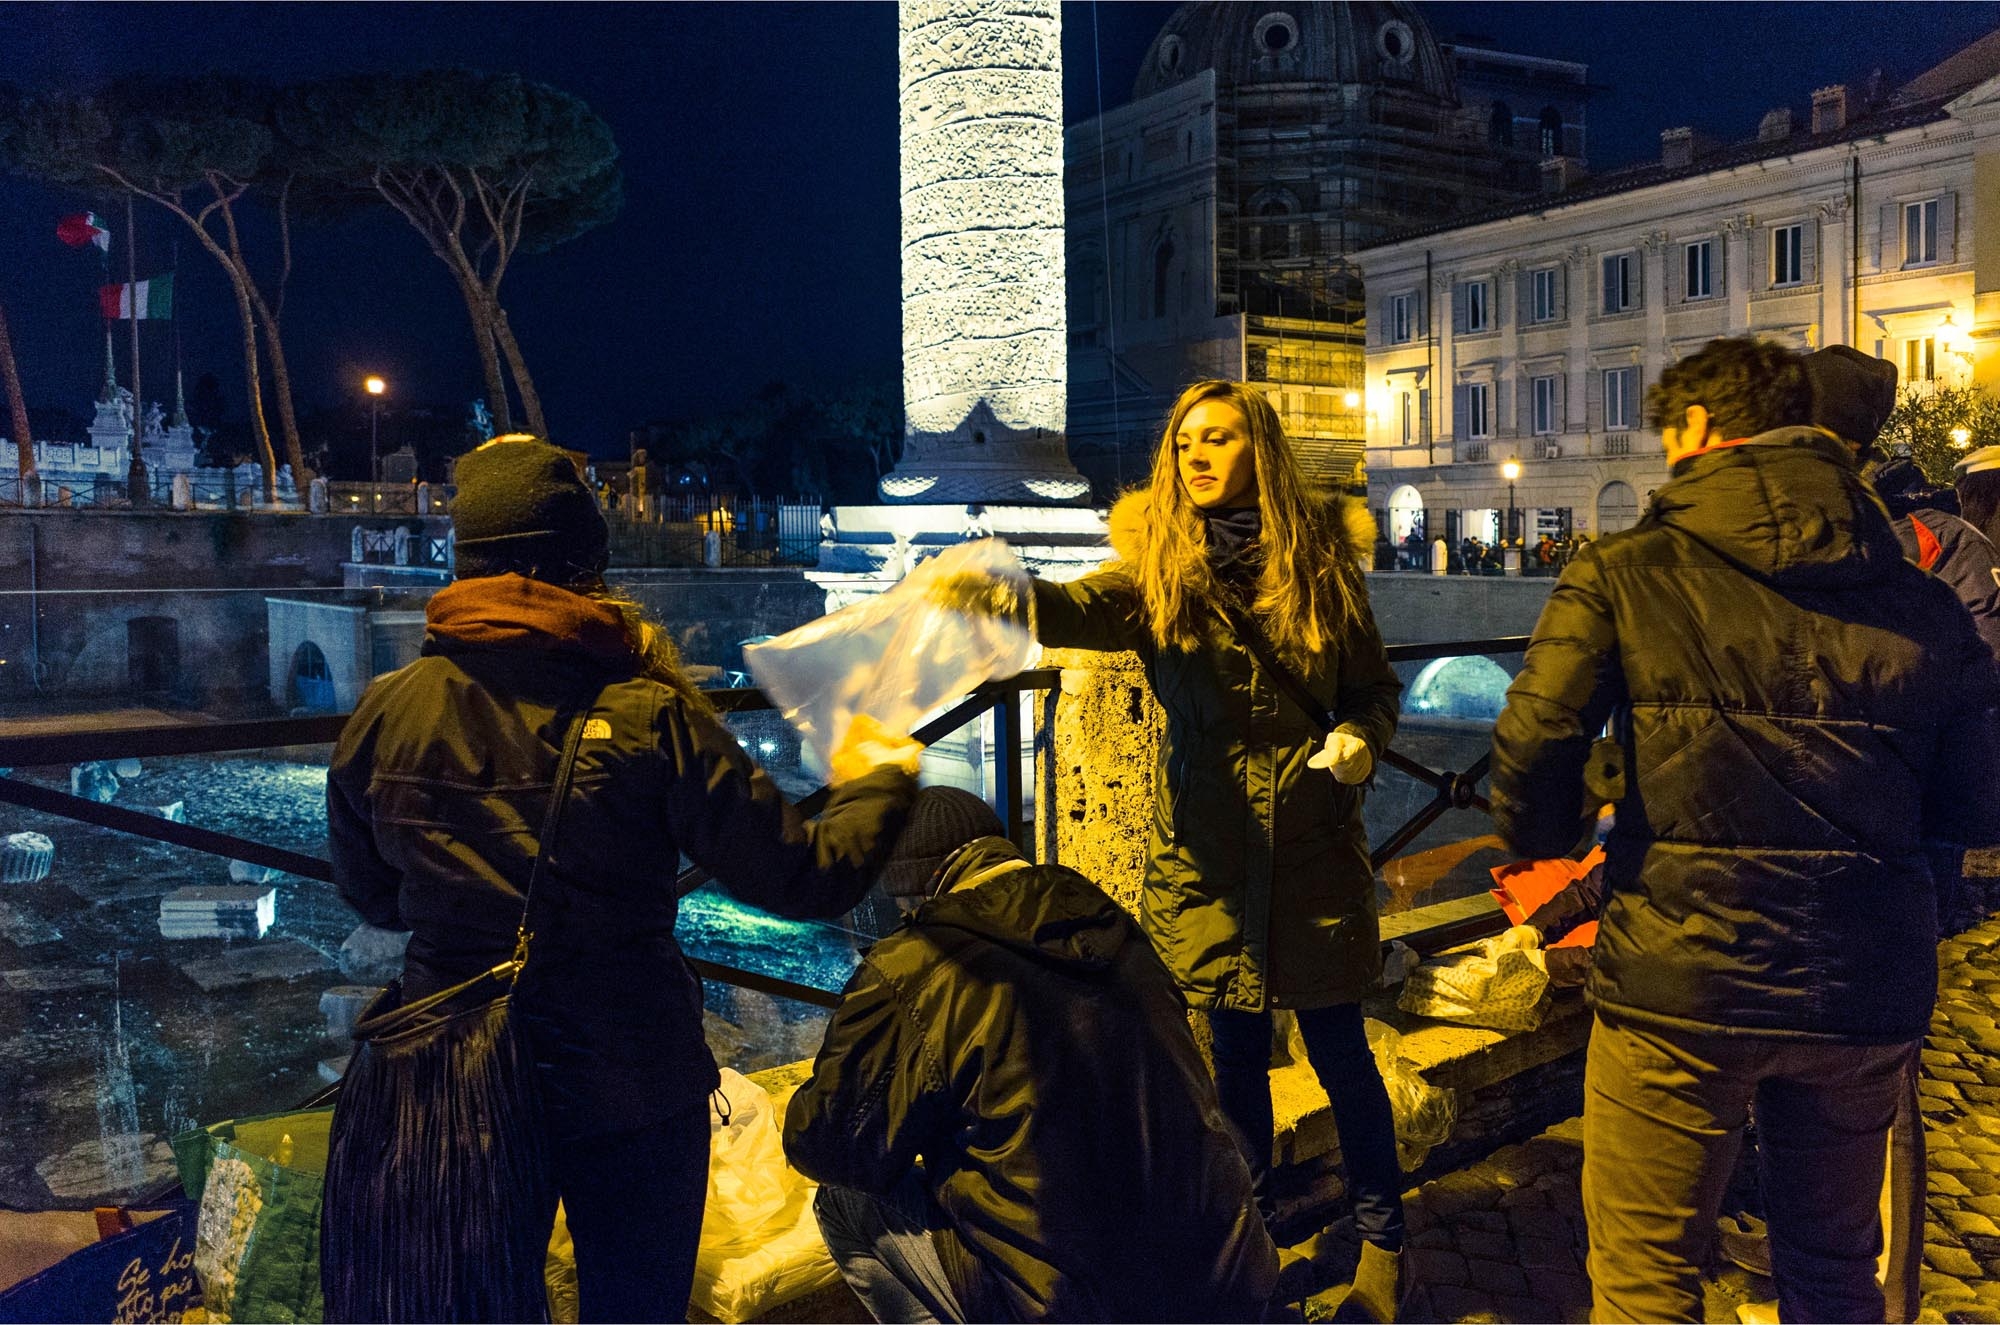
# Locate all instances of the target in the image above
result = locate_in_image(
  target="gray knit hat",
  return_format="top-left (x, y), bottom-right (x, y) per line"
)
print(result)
top-left (880, 787), bottom-right (1007, 897)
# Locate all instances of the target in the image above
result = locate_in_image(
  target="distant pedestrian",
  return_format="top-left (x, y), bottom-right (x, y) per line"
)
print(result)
top-left (1491, 338), bottom-right (2000, 1323)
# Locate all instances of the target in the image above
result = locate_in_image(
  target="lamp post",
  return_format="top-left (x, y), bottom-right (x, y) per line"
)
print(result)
top-left (364, 376), bottom-right (386, 485)
top-left (1501, 456), bottom-right (1521, 547)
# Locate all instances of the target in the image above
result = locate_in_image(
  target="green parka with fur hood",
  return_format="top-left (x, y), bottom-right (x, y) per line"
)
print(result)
top-left (1031, 491), bottom-right (1401, 1012)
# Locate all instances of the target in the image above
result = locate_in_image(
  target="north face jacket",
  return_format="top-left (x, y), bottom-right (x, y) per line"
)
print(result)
top-left (328, 574), bottom-right (916, 1137)
top-left (1491, 430), bottom-right (2000, 1042)
top-left (1029, 491), bottom-right (1402, 1012)
top-left (782, 838), bottom-right (1278, 1322)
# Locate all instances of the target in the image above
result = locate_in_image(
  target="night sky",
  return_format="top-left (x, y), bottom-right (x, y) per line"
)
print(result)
top-left (3, 2), bottom-right (1998, 462)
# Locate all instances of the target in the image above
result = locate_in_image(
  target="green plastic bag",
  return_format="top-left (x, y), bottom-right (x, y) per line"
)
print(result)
top-left (171, 1108), bottom-right (332, 1324)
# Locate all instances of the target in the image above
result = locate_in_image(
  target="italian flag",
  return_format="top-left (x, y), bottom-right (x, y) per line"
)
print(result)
top-left (57, 212), bottom-right (110, 252)
top-left (99, 273), bottom-right (174, 321)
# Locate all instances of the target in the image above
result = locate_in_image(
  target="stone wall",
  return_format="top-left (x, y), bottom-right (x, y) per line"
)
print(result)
top-left (1034, 647), bottom-right (1160, 910)
top-left (1365, 571), bottom-right (1554, 645)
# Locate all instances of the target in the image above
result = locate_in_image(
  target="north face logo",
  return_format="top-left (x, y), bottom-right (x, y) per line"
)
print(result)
top-left (582, 718), bottom-right (612, 740)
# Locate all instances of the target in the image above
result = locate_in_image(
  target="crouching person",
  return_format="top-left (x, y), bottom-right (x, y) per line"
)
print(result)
top-left (783, 788), bottom-right (1278, 1323)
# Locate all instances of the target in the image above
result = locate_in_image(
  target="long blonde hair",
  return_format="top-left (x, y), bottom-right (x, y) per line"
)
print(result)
top-left (1131, 380), bottom-right (1366, 669)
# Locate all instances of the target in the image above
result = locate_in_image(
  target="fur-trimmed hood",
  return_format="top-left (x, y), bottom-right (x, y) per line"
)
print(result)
top-left (1105, 488), bottom-right (1380, 564)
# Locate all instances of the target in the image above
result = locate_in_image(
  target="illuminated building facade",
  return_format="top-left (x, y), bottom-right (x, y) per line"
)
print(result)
top-left (1357, 31), bottom-right (2000, 551)
top-left (1062, 3), bottom-right (1588, 493)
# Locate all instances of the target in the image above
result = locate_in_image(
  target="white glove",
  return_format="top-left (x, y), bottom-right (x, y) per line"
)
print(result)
top-left (1307, 730), bottom-right (1372, 784)
top-left (1487, 924), bottom-right (1543, 955)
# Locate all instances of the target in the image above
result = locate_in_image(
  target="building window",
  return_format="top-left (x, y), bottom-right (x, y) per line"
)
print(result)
top-left (1772, 224), bottom-right (1803, 286)
top-left (1604, 366), bottom-right (1636, 430)
top-left (1467, 382), bottom-right (1492, 439)
top-left (1601, 252), bottom-right (1637, 314)
top-left (1905, 199), bottom-right (1939, 266)
top-left (1489, 101), bottom-right (1514, 146)
top-left (1465, 280), bottom-right (1490, 332)
top-left (1539, 106), bottom-right (1562, 158)
top-left (1531, 268), bottom-right (1559, 322)
top-left (1400, 392), bottom-right (1413, 444)
top-left (1684, 240), bottom-right (1713, 299)
top-left (1902, 336), bottom-right (1937, 384)
top-left (1532, 375), bottom-right (1559, 435)
top-left (1389, 292), bottom-right (1415, 343)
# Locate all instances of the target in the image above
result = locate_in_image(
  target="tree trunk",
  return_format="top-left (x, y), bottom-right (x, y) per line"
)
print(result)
top-left (448, 277), bottom-right (512, 435)
top-left (0, 302), bottom-right (37, 493)
top-left (226, 277), bottom-right (280, 504)
top-left (255, 314), bottom-right (309, 489)
top-left (490, 303), bottom-right (547, 440)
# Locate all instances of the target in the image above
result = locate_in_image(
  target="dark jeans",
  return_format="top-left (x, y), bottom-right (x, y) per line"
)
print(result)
top-left (1207, 1001), bottom-right (1405, 1250)
top-left (1582, 1012), bottom-right (1916, 1324)
top-left (550, 1103), bottom-right (710, 1323)
top-left (813, 1176), bottom-right (970, 1325)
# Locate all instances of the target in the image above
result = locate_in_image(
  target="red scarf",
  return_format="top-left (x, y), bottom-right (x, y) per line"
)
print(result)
top-left (426, 574), bottom-right (635, 661)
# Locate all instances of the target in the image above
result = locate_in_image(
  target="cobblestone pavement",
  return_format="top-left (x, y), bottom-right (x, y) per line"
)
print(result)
top-left (1288, 913), bottom-right (2000, 1323)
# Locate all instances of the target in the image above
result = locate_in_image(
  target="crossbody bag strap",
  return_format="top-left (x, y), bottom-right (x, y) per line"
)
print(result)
top-left (511, 692), bottom-right (597, 973)
top-left (1212, 591), bottom-right (1338, 738)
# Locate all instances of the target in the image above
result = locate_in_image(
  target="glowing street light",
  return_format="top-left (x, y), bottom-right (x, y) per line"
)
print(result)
top-left (1501, 456), bottom-right (1522, 547)
top-left (364, 376), bottom-right (387, 484)
top-left (1343, 391), bottom-right (1362, 409)
top-left (1952, 427), bottom-right (1972, 449)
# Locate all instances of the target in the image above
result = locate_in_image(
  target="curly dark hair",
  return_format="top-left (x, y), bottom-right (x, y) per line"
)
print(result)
top-left (1644, 337), bottom-right (1812, 440)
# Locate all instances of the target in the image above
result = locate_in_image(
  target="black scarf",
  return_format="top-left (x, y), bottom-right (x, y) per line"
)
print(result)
top-left (1204, 506), bottom-right (1263, 580)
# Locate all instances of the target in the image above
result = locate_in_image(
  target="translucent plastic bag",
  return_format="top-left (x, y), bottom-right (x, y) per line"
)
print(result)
top-left (689, 1069), bottom-right (841, 1322)
top-left (1366, 1020), bottom-right (1459, 1172)
top-left (1398, 944), bottom-right (1551, 1032)
top-left (744, 540), bottom-right (1034, 770)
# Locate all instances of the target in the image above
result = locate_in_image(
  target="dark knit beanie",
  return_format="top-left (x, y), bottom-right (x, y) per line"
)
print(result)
top-left (452, 436), bottom-right (609, 587)
top-left (1804, 346), bottom-right (1899, 453)
top-left (880, 786), bottom-right (1007, 897)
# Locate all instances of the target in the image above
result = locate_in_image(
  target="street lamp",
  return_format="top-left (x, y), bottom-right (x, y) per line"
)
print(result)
top-left (364, 376), bottom-right (387, 484)
top-left (1952, 427), bottom-right (1972, 449)
top-left (1501, 456), bottom-right (1521, 546)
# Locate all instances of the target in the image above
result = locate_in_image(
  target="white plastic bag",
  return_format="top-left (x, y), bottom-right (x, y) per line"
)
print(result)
top-left (1397, 944), bottom-right (1551, 1032)
top-left (1366, 1019), bottom-right (1459, 1172)
top-left (689, 1068), bottom-right (841, 1322)
top-left (744, 540), bottom-right (1034, 770)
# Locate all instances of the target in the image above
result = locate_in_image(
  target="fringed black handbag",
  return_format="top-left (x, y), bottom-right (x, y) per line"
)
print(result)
top-left (321, 702), bottom-right (592, 1323)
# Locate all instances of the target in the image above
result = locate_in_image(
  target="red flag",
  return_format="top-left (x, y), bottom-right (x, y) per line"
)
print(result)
top-left (57, 213), bottom-right (110, 252)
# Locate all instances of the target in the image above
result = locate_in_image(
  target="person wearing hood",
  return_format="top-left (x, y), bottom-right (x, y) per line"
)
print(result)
top-left (1804, 344), bottom-right (2000, 661)
top-left (322, 436), bottom-right (920, 1322)
top-left (783, 786), bottom-right (1279, 1323)
top-left (1489, 338), bottom-right (2000, 1323)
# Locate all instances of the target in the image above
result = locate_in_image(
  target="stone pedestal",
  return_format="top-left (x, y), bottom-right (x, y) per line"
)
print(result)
top-left (1035, 647), bottom-right (1163, 915)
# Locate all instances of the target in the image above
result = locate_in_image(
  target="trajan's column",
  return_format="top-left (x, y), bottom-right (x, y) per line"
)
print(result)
top-left (883, 0), bottom-right (1091, 506)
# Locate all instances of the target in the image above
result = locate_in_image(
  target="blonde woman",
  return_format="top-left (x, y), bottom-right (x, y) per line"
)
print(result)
top-left (1030, 380), bottom-right (1405, 1319)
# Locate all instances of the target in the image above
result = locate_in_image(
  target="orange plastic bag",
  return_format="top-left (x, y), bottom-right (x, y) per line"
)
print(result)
top-left (1489, 845), bottom-right (1603, 949)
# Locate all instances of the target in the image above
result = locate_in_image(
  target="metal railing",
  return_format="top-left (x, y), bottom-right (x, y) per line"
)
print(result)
top-left (0, 639), bottom-right (1530, 1006)
top-left (0, 637), bottom-right (1534, 1207)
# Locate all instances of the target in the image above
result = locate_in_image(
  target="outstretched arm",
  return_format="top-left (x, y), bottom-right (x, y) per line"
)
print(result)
top-left (658, 695), bottom-right (917, 920)
top-left (1030, 568), bottom-right (1148, 653)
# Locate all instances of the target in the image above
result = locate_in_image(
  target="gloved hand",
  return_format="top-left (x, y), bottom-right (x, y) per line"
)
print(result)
top-left (828, 713), bottom-right (924, 785)
top-left (1307, 730), bottom-right (1372, 784)
top-left (926, 571), bottom-right (1027, 625)
top-left (1487, 924), bottom-right (1543, 955)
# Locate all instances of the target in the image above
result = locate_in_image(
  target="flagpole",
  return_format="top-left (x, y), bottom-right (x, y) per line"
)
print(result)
top-left (125, 194), bottom-right (141, 466)
top-left (171, 239), bottom-right (186, 429)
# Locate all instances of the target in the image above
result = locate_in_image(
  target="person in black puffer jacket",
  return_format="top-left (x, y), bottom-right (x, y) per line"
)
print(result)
top-left (1489, 339), bottom-right (2000, 1325)
top-left (322, 436), bottom-right (919, 1323)
top-left (785, 788), bottom-right (1278, 1324)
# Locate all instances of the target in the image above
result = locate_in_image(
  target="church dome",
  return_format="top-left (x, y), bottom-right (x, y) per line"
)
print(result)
top-left (1134, 1), bottom-right (1456, 104)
